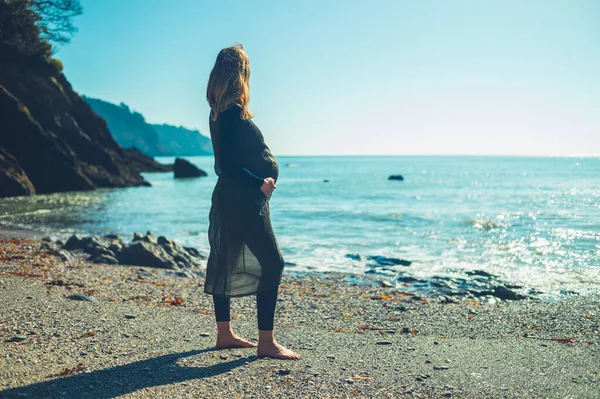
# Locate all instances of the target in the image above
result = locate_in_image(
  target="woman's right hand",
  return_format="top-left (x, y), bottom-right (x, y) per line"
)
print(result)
top-left (260, 177), bottom-right (276, 196)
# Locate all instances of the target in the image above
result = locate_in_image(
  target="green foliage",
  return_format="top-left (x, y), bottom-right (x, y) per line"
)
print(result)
top-left (0, 0), bottom-right (82, 59)
top-left (50, 57), bottom-right (63, 72)
top-left (31, 0), bottom-right (83, 45)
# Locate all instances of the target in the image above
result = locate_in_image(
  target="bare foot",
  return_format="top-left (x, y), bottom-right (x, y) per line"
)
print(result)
top-left (257, 342), bottom-right (301, 360)
top-left (216, 334), bottom-right (257, 349)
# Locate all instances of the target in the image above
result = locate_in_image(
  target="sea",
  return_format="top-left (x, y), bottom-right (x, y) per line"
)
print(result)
top-left (1, 156), bottom-right (598, 299)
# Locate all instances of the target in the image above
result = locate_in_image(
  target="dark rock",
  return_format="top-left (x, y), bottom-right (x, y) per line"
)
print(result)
top-left (433, 365), bottom-right (449, 370)
top-left (368, 256), bottom-right (411, 267)
top-left (465, 270), bottom-right (497, 278)
top-left (124, 314), bottom-right (136, 319)
top-left (388, 175), bottom-right (404, 181)
top-left (63, 235), bottom-right (86, 251)
top-left (0, 146), bottom-right (35, 198)
top-left (183, 246), bottom-right (202, 258)
top-left (376, 341), bottom-right (393, 345)
top-left (493, 286), bottom-right (527, 300)
top-left (504, 284), bottom-right (523, 289)
top-left (108, 243), bottom-right (123, 253)
top-left (174, 158), bottom-right (207, 178)
top-left (67, 294), bottom-right (97, 302)
top-left (0, 56), bottom-right (170, 199)
top-left (396, 275), bottom-right (421, 283)
top-left (87, 240), bottom-right (115, 258)
top-left (117, 241), bottom-right (175, 269)
top-left (90, 254), bottom-right (118, 264)
top-left (9, 335), bottom-right (27, 342)
top-left (157, 235), bottom-right (174, 246)
top-left (66, 233), bottom-right (204, 269)
top-left (133, 231), bottom-right (158, 245)
top-left (323, 179), bottom-right (329, 183)
top-left (42, 236), bottom-right (52, 242)
top-left (345, 253), bottom-right (364, 261)
top-left (277, 369), bottom-right (291, 376)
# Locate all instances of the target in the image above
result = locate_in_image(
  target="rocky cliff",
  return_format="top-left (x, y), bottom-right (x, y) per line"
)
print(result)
top-left (0, 43), bottom-right (171, 198)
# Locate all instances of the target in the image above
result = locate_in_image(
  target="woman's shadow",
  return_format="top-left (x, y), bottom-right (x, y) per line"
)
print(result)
top-left (0, 347), bottom-right (256, 399)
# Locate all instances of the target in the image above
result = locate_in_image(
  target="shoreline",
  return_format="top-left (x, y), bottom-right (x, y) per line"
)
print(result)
top-left (0, 222), bottom-right (574, 304)
top-left (0, 223), bottom-right (47, 239)
top-left (0, 235), bottom-right (598, 398)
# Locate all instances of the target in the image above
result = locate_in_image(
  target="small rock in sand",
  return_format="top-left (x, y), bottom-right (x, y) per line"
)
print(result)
top-left (277, 369), bottom-right (290, 376)
top-left (67, 294), bottom-right (97, 303)
top-left (376, 341), bottom-right (393, 345)
top-left (124, 314), bottom-right (137, 319)
top-left (9, 335), bottom-right (27, 342)
top-left (434, 365), bottom-right (450, 370)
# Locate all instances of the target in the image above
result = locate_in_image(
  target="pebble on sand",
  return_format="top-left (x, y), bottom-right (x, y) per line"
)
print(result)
top-left (66, 294), bottom-right (98, 302)
top-left (124, 314), bottom-right (137, 319)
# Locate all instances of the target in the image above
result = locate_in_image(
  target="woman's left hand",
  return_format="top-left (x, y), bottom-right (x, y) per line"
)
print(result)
top-left (260, 177), bottom-right (276, 196)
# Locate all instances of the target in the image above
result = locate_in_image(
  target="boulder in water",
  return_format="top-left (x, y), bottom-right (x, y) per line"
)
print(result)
top-left (388, 175), bottom-right (404, 181)
top-left (493, 286), bottom-right (527, 301)
top-left (368, 255), bottom-right (412, 267)
top-left (174, 158), bottom-right (207, 178)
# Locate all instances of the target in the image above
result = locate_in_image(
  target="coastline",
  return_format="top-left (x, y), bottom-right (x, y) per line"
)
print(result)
top-left (0, 235), bottom-right (598, 398)
top-left (0, 223), bottom-right (46, 239)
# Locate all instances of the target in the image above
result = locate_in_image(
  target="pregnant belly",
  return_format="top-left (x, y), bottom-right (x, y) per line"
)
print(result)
top-left (253, 148), bottom-right (279, 182)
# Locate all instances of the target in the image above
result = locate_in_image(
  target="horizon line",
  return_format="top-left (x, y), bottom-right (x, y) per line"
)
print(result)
top-left (156, 153), bottom-right (600, 158)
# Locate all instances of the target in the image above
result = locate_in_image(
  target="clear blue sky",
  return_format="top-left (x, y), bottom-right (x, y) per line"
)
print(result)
top-left (57, 0), bottom-right (599, 156)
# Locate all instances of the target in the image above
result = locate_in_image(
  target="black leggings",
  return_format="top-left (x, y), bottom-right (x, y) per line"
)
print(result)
top-left (213, 288), bottom-right (278, 331)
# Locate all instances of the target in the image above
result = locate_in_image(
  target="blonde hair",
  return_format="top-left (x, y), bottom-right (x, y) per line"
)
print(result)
top-left (206, 44), bottom-right (254, 121)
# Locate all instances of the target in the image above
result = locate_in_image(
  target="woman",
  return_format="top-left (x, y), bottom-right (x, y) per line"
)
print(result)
top-left (204, 44), bottom-right (300, 360)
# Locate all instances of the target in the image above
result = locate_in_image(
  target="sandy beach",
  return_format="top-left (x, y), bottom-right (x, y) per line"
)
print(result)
top-left (0, 235), bottom-right (598, 399)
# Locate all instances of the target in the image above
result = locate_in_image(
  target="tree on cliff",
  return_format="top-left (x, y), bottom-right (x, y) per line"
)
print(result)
top-left (31, 0), bottom-right (82, 45)
top-left (0, 0), bottom-right (82, 57)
